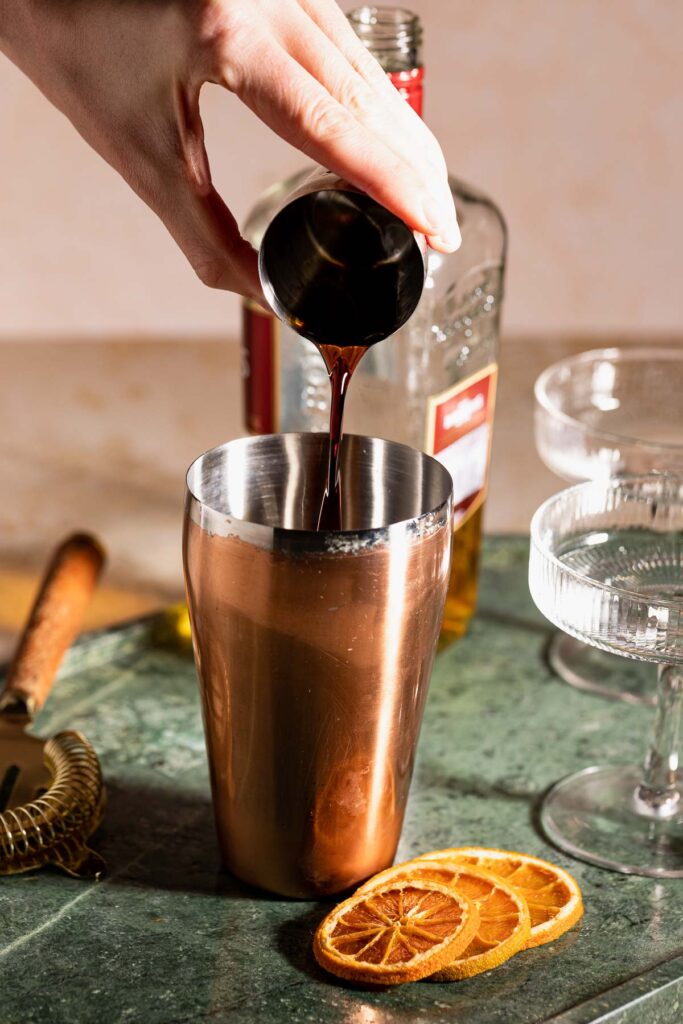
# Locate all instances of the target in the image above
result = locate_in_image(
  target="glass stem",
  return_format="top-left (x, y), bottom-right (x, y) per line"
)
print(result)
top-left (635, 663), bottom-right (682, 818)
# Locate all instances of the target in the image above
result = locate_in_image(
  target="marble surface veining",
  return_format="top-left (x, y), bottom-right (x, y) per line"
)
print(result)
top-left (0, 538), bottom-right (681, 1024)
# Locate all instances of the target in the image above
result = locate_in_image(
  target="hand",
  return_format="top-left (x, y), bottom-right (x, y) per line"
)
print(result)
top-left (0, 0), bottom-right (460, 300)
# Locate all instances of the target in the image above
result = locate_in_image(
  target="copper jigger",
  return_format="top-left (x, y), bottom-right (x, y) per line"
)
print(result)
top-left (183, 433), bottom-right (452, 899)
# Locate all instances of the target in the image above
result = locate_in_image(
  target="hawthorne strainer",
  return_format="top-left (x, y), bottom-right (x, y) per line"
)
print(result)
top-left (0, 534), bottom-right (106, 878)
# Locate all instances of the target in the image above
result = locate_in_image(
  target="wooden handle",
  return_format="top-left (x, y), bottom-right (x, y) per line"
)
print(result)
top-left (0, 534), bottom-right (105, 716)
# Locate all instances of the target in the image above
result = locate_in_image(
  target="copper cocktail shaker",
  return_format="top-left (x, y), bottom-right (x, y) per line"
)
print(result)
top-left (183, 433), bottom-right (452, 898)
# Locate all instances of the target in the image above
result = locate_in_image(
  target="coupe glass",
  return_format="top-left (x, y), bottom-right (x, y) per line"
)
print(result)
top-left (529, 474), bottom-right (683, 877)
top-left (535, 347), bottom-right (683, 704)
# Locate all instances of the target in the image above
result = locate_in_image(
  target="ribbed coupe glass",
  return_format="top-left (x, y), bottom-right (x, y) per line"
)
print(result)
top-left (529, 474), bottom-right (683, 877)
top-left (534, 347), bottom-right (683, 704)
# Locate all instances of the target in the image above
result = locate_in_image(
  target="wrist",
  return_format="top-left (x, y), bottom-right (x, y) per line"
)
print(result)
top-left (0, 0), bottom-right (16, 36)
top-left (0, 1), bottom-right (40, 58)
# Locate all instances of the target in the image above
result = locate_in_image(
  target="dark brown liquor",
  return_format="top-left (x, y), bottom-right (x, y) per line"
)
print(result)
top-left (260, 189), bottom-right (425, 350)
top-left (258, 180), bottom-right (426, 533)
top-left (316, 343), bottom-right (367, 532)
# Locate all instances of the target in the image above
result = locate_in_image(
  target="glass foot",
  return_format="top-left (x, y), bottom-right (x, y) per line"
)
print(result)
top-left (549, 633), bottom-right (655, 706)
top-left (542, 765), bottom-right (683, 878)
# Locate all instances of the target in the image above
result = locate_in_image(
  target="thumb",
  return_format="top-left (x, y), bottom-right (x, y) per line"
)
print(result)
top-left (171, 185), bottom-right (262, 300)
top-left (153, 82), bottom-right (262, 300)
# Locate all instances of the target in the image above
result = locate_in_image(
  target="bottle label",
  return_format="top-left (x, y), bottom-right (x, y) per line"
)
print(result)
top-left (241, 301), bottom-right (279, 434)
top-left (425, 364), bottom-right (498, 527)
top-left (388, 67), bottom-right (424, 117)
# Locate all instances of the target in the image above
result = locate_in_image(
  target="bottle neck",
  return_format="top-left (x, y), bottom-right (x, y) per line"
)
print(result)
top-left (347, 6), bottom-right (424, 118)
top-left (386, 67), bottom-right (424, 118)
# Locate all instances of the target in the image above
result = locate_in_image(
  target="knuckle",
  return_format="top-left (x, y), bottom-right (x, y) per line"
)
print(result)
top-left (195, 1), bottom-right (253, 89)
top-left (351, 45), bottom-right (386, 85)
top-left (192, 254), bottom-right (225, 289)
top-left (336, 76), bottom-right (374, 123)
top-left (197, 0), bottom-right (251, 48)
top-left (303, 94), bottom-right (351, 143)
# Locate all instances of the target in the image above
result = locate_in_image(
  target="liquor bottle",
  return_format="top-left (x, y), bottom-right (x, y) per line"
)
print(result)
top-left (241, 5), bottom-right (507, 646)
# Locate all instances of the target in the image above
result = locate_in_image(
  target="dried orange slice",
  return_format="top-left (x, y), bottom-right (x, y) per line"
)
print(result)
top-left (313, 879), bottom-right (480, 985)
top-left (358, 860), bottom-right (530, 980)
top-left (414, 847), bottom-right (583, 949)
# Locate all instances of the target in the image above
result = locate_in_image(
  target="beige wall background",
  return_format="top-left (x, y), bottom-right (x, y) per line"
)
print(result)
top-left (0, 0), bottom-right (681, 341)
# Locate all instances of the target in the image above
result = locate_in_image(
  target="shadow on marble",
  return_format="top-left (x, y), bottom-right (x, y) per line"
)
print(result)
top-left (416, 762), bottom-right (543, 809)
top-left (276, 904), bottom-right (332, 985)
top-left (89, 778), bottom-right (262, 900)
top-left (95, 778), bottom-right (366, 910)
top-left (476, 604), bottom-right (553, 638)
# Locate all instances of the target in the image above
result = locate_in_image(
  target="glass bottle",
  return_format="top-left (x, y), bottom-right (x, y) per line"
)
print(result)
top-left (241, 5), bottom-right (507, 646)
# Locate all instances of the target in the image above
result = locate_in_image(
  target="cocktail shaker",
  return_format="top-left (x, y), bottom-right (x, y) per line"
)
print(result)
top-left (184, 433), bottom-right (452, 898)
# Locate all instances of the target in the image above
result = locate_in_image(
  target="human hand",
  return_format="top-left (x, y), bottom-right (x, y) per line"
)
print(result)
top-left (0, 0), bottom-right (459, 300)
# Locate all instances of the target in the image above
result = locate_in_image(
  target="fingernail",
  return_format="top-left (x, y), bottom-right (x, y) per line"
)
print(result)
top-left (421, 192), bottom-right (461, 249)
top-left (428, 230), bottom-right (461, 254)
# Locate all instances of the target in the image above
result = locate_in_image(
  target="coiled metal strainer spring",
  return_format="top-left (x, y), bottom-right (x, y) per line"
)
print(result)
top-left (0, 730), bottom-right (105, 877)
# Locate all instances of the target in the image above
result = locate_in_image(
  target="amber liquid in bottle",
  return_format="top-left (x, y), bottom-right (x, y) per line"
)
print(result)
top-left (439, 506), bottom-right (484, 647)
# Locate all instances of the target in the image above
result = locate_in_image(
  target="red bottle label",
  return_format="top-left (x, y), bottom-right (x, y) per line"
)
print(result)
top-left (241, 302), bottom-right (280, 434)
top-left (388, 67), bottom-right (424, 117)
top-left (425, 365), bottom-right (498, 526)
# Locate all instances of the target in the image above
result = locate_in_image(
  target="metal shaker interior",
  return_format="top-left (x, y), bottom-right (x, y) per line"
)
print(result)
top-left (186, 432), bottom-right (452, 537)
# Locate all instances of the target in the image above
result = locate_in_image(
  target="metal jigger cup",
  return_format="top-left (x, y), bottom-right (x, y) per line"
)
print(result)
top-left (183, 433), bottom-right (452, 898)
top-left (258, 168), bottom-right (427, 348)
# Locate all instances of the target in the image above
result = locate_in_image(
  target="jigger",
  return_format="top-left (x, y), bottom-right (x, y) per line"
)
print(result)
top-left (258, 169), bottom-right (427, 348)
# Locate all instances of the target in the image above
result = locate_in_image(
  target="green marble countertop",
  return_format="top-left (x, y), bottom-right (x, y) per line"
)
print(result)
top-left (1, 537), bottom-right (681, 1024)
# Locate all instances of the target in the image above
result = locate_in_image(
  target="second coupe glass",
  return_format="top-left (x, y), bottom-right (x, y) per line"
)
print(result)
top-left (530, 474), bottom-right (683, 877)
top-left (534, 347), bottom-right (683, 704)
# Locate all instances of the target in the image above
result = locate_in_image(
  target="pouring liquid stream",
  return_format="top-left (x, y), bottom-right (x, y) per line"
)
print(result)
top-left (316, 343), bottom-right (367, 532)
top-left (264, 187), bottom-right (426, 532)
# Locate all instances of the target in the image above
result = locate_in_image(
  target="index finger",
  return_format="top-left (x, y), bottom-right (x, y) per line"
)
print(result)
top-left (299, 0), bottom-right (448, 179)
top-left (222, 37), bottom-right (460, 249)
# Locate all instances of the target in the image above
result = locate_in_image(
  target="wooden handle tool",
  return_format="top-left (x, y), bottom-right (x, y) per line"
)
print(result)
top-left (0, 533), bottom-right (105, 718)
